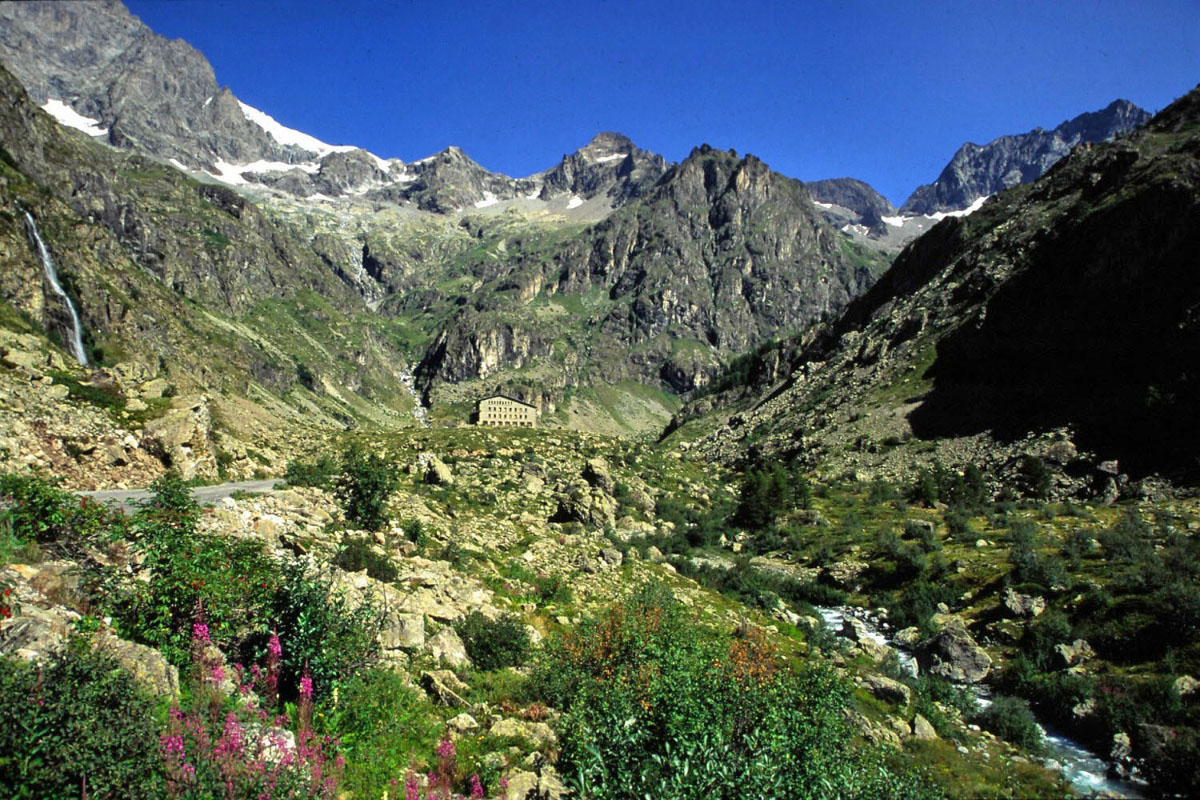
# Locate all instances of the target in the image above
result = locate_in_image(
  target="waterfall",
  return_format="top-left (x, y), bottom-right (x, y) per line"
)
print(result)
top-left (398, 367), bottom-right (429, 427)
top-left (23, 211), bottom-right (88, 366)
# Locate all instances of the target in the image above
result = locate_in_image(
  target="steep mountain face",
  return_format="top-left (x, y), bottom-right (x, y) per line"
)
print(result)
top-left (413, 145), bottom-right (888, 400)
top-left (805, 177), bottom-right (896, 232)
top-left (900, 99), bottom-right (1150, 215)
top-left (537, 132), bottom-right (669, 205)
top-left (678, 86), bottom-right (1200, 484)
top-left (365, 146), bottom-right (537, 213)
top-left (0, 0), bottom-right (429, 203)
top-left (0, 1), bottom-right (284, 169)
top-left (0, 61), bottom-right (429, 483)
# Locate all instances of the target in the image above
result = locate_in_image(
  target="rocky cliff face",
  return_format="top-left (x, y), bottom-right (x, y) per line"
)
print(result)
top-left (0, 1), bottom-right (283, 169)
top-left (415, 145), bottom-right (888, 396)
top-left (0, 60), bottom-right (429, 466)
top-left (537, 132), bottom-right (668, 205)
top-left (681, 86), bottom-right (1200, 483)
top-left (805, 178), bottom-right (897, 232)
top-left (900, 99), bottom-right (1150, 216)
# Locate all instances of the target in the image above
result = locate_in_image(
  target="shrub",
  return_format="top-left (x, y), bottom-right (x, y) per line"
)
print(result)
top-left (1060, 527), bottom-right (1094, 568)
top-left (1007, 518), bottom-right (1065, 588)
top-left (886, 581), bottom-right (960, 633)
top-left (944, 510), bottom-right (978, 543)
top-left (911, 674), bottom-right (979, 740)
top-left (904, 519), bottom-right (942, 553)
top-left (106, 490), bottom-right (277, 666)
top-left (1021, 609), bottom-right (1073, 671)
top-left (533, 585), bottom-right (932, 798)
top-left (142, 470), bottom-right (198, 515)
top-left (974, 695), bottom-right (1044, 753)
top-left (394, 517), bottom-right (426, 546)
top-left (1098, 511), bottom-right (1153, 563)
top-left (334, 536), bottom-right (398, 583)
top-left (285, 455), bottom-right (339, 488)
top-left (532, 573), bottom-right (573, 606)
top-left (334, 444), bottom-right (398, 531)
top-left (269, 559), bottom-right (382, 701)
top-left (735, 463), bottom-right (796, 529)
top-left (867, 480), bottom-right (901, 506)
top-left (0, 639), bottom-right (164, 798)
top-left (1140, 725), bottom-right (1200, 797)
top-left (316, 669), bottom-right (440, 798)
top-left (456, 611), bottom-right (532, 671)
top-left (0, 472), bottom-right (124, 552)
top-left (1019, 456), bottom-right (1053, 500)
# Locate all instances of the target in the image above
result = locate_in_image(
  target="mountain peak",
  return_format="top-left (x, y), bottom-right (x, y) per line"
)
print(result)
top-left (582, 131), bottom-right (634, 154)
top-left (900, 98), bottom-right (1150, 215)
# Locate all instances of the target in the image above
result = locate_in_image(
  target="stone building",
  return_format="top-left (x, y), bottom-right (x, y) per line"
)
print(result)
top-left (476, 394), bottom-right (538, 427)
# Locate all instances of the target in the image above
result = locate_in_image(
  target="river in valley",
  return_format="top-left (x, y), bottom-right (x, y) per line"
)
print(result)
top-left (815, 606), bottom-right (1146, 798)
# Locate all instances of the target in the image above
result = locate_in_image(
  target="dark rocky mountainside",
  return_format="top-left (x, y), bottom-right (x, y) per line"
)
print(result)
top-left (411, 144), bottom-right (888, 402)
top-left (537, 132), bottom-right (669, 205)
top-left (900, 99), bottom-right (1150, 216)
top-left (678, 85), bottom-right (1200, 486)
top-left (0, 61), bottom-right (425, 471)
top-left (0, 0), bottom-right (296, 171)
top-left (805, 177), bottom-right (897, 232)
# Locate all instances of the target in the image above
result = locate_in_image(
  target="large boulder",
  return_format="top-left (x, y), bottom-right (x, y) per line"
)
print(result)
top-left (916, 624), bottom-right (992, 683)
top-left (426, 626), bottom-right (470, 667)
top-left (1004, 587), bottom-right (1046, 618)
top-left (140, 395), bottom-right (215, 479)
top-left (860, 673), bottom-right (912, 706)
top-left (1054, 638), bottom-right (1095, 667)
top-left (552, 480), bottom-right (616, 528)
top-left (422, 454), bottom-right (454, 486)
top-left (912, 713), bottom-right (939, 740)
top-left (380, 611), bottom-right (425, 651)
top-left (420, 669), bottom-right (469, 708)
top-left (489, 718), bottom-right (558, 749)
top-left (825, 560), bottom-right (868, 589)
top-left (94, 631), bottom-right (179, 697)
top-left (582, 458), bottom-right (614, 493)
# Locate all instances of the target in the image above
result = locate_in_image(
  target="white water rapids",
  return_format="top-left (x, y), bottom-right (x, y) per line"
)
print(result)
top-left (24, 211), bottom-right (88, 366)
top-left (815, 605), bottom-right (1145, 798)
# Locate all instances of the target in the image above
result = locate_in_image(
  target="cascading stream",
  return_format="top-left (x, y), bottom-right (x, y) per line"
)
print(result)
top-left (816, 605), bottom-right (1145, 798)
top-left (23, 211), bottom-right (88, 366)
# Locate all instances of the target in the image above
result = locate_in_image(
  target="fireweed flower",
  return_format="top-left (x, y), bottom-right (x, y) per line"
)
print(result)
top-left (435, 737), bottom-right (455, 761)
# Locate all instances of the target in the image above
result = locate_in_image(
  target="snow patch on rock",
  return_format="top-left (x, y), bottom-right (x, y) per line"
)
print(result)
top-left (41, 99), bottom-right (108, 137)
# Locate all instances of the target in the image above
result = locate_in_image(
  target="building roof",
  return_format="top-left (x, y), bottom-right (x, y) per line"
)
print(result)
top-left (479, 394), bottom-right (538, 410)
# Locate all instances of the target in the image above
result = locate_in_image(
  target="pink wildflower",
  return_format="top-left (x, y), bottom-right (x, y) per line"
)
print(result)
top-left (404, 774), bottom-right (420, 800)
top-left (435, 736), bottom-right (455, 761)
top-left (299, 673), bottom-right (313, 700)
top-left (470, 773), bottom-right (485, 799)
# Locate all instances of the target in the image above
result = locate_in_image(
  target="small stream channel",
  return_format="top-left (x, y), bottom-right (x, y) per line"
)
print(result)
top-left (815, 606), bottom-right (1146, 798)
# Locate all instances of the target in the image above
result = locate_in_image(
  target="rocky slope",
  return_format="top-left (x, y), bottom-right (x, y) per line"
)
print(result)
top-left (0, 60), bottom-right (443, 484)
top-left (411, 145), bottom-right (890, 408)
top-left (900, 99), bottom-right (1150, 216)
top-left (805, 177), bottom-right (897, 233)
top-left (674, 85), bottom-right (1200, 488)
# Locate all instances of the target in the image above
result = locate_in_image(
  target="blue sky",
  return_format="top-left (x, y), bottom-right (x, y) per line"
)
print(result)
top-left (125, 0), bottom-right (1198, 205)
